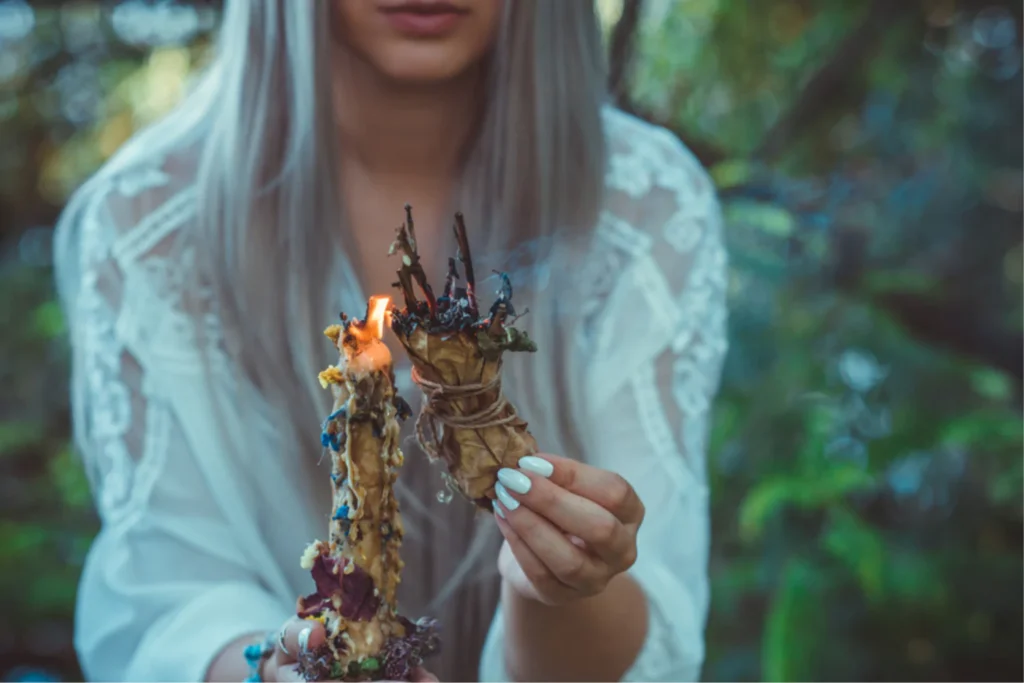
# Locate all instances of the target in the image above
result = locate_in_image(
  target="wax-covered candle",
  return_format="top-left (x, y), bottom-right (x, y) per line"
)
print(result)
top-left (298, 295), bottom-right (438, 682)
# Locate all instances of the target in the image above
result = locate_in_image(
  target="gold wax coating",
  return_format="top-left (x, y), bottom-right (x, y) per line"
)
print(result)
top-left (309, 295), bottom-right (409, 672)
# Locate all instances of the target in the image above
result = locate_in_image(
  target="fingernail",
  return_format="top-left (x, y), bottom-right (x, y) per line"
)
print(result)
top-left (497, 468), bottom-right (531, 495)
top-left (494, 504), bottom-right (506, 519)
top-left (518, 456), bottom-right (553, 478)
top-left (298, 626), bottom-right (312, 654)
top-left (494, 482), bottom-right (520, 510)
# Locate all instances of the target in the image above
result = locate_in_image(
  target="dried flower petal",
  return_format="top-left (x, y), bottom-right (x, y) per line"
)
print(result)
top-left (300, 554), bottom-right (380, 623)
top-left (296, 593), bottom-right (330, 619)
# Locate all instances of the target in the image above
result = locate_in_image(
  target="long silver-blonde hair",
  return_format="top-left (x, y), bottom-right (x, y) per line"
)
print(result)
top-left (59, 0), bottom-right (607, 591)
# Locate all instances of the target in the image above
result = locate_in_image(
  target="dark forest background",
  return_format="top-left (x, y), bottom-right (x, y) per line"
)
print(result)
top-left (0, 0), bottom-right (1021, 681)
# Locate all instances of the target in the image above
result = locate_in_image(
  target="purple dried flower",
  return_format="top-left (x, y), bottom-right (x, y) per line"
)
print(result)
top-left (339, 565), bottom-right (378, 621)
top-left (410, 617), bottom-right (442, 656)
top-left (296, 643), bottom-right (334, 682)
top-left (382, 638), bottom-right (414, 681)
top-left (297, 553), bottom-right (380, 622)
top-left (379, 616), bottom-right (442, 681)
top-left (296, 593), bottom-right (330, 619)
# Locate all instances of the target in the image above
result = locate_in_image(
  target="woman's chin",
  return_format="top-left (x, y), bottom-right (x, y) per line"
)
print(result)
top-left (372, 48), bottom-right (485, 87)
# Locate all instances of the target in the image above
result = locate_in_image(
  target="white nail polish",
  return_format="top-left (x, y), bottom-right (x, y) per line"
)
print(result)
top-left (298, 626), bottom-right (312, 654)
top-left (518, 456), bottom-right (553, 478)
top-left (494, 504), bottom-right (506, 519)
top-left (497, 468), bottom-right (531, 495)
top-left (494, 482), bottom-right (520, 510)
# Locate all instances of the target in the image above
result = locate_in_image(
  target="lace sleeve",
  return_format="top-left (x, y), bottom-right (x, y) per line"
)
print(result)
top-left (68, 177), bottom-right (167, 526)
top-left (580, 119), bottom-right (728, 681)
top-left (478, 114), bottom-right (728, 683)
top-left (59, 178), bottom-right (291, 681)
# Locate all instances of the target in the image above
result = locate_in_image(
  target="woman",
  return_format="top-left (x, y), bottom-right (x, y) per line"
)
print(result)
top-left (55, 1), bottom-right (727, 681)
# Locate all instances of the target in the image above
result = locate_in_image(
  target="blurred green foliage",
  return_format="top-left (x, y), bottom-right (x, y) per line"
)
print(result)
top-left (1, 1), bottom-right (1021, 681)
top-left (622, 1), bottom-right (1023, 680)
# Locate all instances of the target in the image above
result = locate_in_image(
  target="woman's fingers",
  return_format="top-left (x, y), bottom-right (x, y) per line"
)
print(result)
top-left (502, 472), bottom-right (636, 569)
top-left (495, 499), bottom-right (608, 596)
top-left (266, 618), bottom-right (324, 682)
top-left (518, 454), bottom-right (645, 525)
top-left (497, 462), bottom-right (639, 571)
top-left (263, 622), bottom-right (436, 682)
top-left (267, 622), bottom-right (434, 682)
top-left (495, 511), bottom-right (578, 604)
top-left (275, 617), bottom-right (325, 665)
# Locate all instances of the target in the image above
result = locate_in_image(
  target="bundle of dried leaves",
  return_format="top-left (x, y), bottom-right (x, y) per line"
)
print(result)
top-left (388, 206), bottom-right (539, 511)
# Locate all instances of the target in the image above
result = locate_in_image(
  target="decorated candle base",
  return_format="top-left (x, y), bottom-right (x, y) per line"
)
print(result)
top-left (294, 544), bottom-right (442, 683)
top-left (294, 545), bottom-right (440, 681)
top-left (297, 297), bottom-right (440, 682)
top-left (297, 622), bottom-right (440, 683)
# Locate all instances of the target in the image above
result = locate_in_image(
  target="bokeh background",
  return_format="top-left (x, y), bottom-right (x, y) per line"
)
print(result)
top-left (1, 0), bottom-right (1021, 681)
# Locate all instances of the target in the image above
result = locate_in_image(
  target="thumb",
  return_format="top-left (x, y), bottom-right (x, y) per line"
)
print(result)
top-left (278, 618), bottom-right (326, 663)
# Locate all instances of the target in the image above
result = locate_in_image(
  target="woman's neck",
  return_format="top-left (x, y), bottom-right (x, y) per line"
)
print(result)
top-left (332, 49), bottom-right (484, 180)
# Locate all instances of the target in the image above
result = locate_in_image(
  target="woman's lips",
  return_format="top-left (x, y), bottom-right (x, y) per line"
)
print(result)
top-left (380, 3), bottom-right (468, 37)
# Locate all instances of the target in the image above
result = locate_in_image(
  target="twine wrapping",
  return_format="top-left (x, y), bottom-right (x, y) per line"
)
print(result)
top-left (410, 365), bottom-right (517, 465)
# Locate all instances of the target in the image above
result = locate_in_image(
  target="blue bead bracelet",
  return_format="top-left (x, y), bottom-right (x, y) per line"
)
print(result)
top-left (242, 632), bottom-right (275, 682)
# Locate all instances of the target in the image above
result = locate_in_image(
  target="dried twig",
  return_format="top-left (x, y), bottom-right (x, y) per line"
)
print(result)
top-left (452, 213), bottom-right (478, 315)
top-left (389, 205), bottom-right (437, 316)
top-left (442, 257), bottom-right (460, 299)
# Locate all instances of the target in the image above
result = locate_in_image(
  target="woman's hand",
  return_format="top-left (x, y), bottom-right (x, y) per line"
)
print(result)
top-left (258, 618), bottom-right (437, 682)
top-left (258, 617), bottom-right (324, 682)
top-left (493, 454), bottom-right (645, 605)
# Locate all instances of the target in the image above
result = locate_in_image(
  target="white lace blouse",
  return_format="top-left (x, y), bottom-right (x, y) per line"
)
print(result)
top-left (57, 108), bottom-right (728, 682)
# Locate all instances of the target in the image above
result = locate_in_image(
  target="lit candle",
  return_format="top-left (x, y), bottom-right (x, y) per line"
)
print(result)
top-left (297, 295), bottom-right (438, 682)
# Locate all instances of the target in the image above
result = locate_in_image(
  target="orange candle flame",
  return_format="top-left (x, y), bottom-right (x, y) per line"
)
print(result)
top-left (349, 295), bottom-right (392, 343)
top-left (367, 295), bottom-right (392, 340)
top-left (343, 295), bottom-right (394, 372)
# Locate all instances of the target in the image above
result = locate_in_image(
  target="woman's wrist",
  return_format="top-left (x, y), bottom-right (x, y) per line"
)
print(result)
top-left (500, 572), bottom-right (648, 682)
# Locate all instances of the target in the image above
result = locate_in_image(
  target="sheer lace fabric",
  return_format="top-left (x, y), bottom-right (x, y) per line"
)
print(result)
top-left (479, 111), bottom-right (727, 682)
top-left (60, 108), bottom-right (727, 682)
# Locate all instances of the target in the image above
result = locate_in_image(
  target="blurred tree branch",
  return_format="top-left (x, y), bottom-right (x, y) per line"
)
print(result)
top-left (755, 0), bottom-right (912, 162)
top-left (621, 99), bottom-right (729, 167)
top-left (877, 291), bottom-right (1024, 389)
top-left (607, 0), bottom-right (1023, 388)
top-left (830, 226), bottom-right (1023, 390)
top-left (607, 0), bottom-right (644, 108)
top-left (753, 0), bottom-right (1020, 162)
top-left (606, 0), bottom-right (728, 167)
top-left (607, 0), bottom-right (913, 166)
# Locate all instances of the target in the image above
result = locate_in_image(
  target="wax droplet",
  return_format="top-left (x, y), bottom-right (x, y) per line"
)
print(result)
top-left (435, 471), bottom-right (458, 504)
